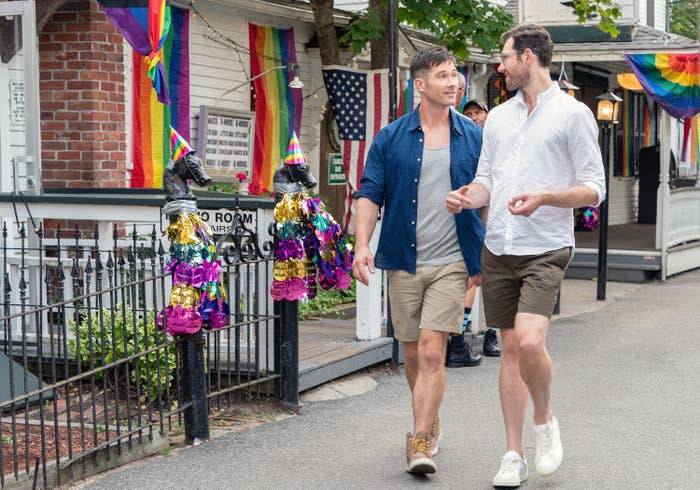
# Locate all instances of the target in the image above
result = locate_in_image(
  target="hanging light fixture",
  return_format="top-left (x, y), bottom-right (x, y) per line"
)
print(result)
top-left (557, 61), bottom-right (579, 97)
top-left (215, 63), bottom-right (303, 106)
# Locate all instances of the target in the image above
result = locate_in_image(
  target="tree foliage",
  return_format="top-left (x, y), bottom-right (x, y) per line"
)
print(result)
top-left (335, 0), bottom-right (624, 63)
top-left (341, 0), bottom-right (514, 60)
top-left (668, 0), bottom-right (699, 40)
top-left (566, 0), bottom-right (623, 38)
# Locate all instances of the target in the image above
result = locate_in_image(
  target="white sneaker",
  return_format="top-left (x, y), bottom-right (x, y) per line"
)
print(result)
top-left (493, 450), bottom-right (528, 487)
top-left (534, 416), bottom-right (563, 477)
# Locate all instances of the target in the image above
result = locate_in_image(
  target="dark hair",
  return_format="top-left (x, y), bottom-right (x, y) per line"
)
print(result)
top-left (410, 46), bottom-right (456, 79)
top-left (501, 24), bottom-right (553, 68)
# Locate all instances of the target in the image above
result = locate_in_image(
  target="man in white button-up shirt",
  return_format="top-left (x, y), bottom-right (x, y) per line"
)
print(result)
top-left (447, 24), bottom-right (605, 487)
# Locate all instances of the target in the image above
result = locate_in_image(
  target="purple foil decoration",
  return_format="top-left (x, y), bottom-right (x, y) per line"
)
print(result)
top-left (275, 239), bottom-right (304, 261)
top-left (157, 306), bottom-right (203, 335)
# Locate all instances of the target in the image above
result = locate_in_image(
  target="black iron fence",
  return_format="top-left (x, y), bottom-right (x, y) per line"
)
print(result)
top-left (0, 215), bottom-right (282, 488)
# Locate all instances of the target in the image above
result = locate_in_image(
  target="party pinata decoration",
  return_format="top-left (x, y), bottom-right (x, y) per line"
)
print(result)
top-left (270, 133), bottom-right (353, 301)
top-left (576, 205), bottom-right (600, 231)
top-left (157, 131), bottom-right (229, 335)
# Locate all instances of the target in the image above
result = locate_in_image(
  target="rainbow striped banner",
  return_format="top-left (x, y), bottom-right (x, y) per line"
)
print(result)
top-left (625, 53), bottom-right (700, 119)
top-left (132, 7), bottom-right (189, 188)
top-left (642, 100), bottom-right (657, 148)
top-left (99, 0), bottom-right (172, 104)
top-left (146, 0), bottom-right (171, 104)
top-left (248, 24), bottom-right (303, 195)
top-left (681, 115), bottom-right (699, 162)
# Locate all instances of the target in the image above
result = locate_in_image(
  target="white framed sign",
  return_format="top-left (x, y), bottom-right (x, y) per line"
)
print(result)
top-left (197, 106), bottom-right (255, 182)
top-left (10, 79), bottom-right (24, 127)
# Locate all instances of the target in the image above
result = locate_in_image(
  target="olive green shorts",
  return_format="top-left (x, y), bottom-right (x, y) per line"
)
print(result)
top-left (482, 246), bottom-right (572, 329)
top-left (387, 261), bottom-right (468, 343)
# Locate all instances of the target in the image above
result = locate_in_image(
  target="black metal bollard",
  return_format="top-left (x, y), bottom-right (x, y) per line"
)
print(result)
top-left (179, 330), bottom-right (209, 442)
top-left (275, 299), bottom-right (299, 407)
top-left (168, 213), bottom-right (209, 443)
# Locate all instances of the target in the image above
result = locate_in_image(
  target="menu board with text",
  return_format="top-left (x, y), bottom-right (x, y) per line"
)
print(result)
top-left (197, 106), bottom-right (255, 181)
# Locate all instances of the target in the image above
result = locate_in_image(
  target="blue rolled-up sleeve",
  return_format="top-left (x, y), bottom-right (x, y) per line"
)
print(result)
top-left (356, 131), bottom-right (386, 206)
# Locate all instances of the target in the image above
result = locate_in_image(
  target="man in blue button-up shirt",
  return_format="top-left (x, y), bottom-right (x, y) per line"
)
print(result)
top-left (352, 46), bottom-right (484, 475)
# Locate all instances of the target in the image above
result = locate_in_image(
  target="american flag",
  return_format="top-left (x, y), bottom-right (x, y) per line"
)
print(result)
top-left (322, 66), bottom-right (401, 231)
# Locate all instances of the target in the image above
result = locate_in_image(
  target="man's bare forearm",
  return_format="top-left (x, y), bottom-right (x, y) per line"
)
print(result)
top-left (354, 197), bottom-right (380, 249)
top-left (538, 184), bottom-right (599, 209)
top-left (467, 182), bottom-right (491, 209)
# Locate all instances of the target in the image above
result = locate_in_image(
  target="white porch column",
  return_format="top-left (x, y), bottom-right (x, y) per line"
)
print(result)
top-left (656, 110), bottom-right (672, 280)
top-left (467, 287), bottom-right (482, 334)
top-left (355, 221), bottom-right (382, 340)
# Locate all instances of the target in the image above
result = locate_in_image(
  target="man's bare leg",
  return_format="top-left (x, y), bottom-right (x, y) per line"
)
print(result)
top-left (412, 329), bottom-right (449, 436)
top-left (499, 327), bottom-right (529, 455)
top-left (402, 341), bottom-right (419, 392)
top-left (514, 312), bottom-right (552, 425)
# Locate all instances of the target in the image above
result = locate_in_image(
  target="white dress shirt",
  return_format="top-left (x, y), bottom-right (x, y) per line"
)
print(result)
top-left (473, 82), bottom-right (606, 256)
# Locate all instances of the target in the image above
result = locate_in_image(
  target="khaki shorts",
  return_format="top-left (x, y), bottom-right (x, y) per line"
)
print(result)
top-left (482, 247), bottom-right (572, 329)
top-left (387, 261), bottom-right (468, 343)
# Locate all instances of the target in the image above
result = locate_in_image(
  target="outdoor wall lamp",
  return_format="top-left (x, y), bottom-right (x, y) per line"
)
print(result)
top-left (595, 91), bottom-right (622, 123)
top-left (215, 63), bottom-right (303, 106)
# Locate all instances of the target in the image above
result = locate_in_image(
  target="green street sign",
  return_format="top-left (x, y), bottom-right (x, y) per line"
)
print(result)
top-left (328, 153), bottom-right (346, 186)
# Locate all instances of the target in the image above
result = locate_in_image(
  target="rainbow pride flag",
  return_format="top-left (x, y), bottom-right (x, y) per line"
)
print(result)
top-left (146, 0), bottom-right (171, 104)
top-left (248, 24), bottom-right (303, 195)
top-left (132, 7), bottom-right (189, 188)
top-left (99, 0), bottom-right (172, 104)
top-left (625, 53), bottom-right (700, 119)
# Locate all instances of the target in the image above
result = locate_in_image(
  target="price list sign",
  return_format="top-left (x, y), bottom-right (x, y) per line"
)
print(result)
top-left (197, 106), bottom-right (255, 181)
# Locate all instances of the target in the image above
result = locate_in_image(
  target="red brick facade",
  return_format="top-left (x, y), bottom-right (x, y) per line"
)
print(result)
top-left (39, 0), bottom-right (127, 189)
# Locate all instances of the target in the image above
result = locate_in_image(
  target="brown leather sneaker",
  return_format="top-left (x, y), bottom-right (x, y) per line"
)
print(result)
top-left (430, 416), bottom-right (443, 456)
top-left (406, 432), bottom-right (437, 474)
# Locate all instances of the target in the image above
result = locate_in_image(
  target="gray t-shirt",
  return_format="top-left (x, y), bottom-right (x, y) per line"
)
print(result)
top-left (416, 145), bottom-right (463, 266)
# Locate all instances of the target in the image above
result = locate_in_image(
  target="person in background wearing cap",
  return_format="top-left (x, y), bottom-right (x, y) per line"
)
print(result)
top-left (443, 72), bottom-right (485, 368)
top-left (461, 98), bottom-right (502, 359)
top-left (464, 99), bottom-right (489, 128)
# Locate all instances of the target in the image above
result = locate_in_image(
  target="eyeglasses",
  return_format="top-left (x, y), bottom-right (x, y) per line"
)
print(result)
top-left (499, 50), bottom-right (522, 64)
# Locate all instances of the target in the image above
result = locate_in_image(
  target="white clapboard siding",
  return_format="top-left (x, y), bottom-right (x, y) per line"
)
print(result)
top-left (609, 176), bottom-right (639, 225)
top-left (522, 0), bottom-right (638, 25)
top-left (187, 5), bottom-right (327, 187)
top-left (653, 0), bottom-right (666, 31)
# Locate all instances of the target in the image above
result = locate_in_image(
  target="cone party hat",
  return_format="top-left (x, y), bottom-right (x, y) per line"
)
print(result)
top-left (284, 132), bottom-right (307, 165)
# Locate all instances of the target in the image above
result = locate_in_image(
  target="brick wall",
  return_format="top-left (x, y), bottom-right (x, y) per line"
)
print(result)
top-left (39, 0), bottom-right (127, 189)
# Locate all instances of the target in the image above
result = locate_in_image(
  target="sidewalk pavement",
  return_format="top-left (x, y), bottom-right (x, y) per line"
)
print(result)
top-left (79, 270), bottom-right (700, 489)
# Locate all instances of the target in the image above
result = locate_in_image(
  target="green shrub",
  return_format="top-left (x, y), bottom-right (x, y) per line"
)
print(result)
top-left (69, 307), bottom-right (177, 402)
top-left (298, 278), bottom-right (356, 319)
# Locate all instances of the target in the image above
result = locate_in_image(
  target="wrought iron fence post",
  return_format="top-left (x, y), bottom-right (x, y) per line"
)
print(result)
top-left (275, 299), bottom-right (299, 407)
